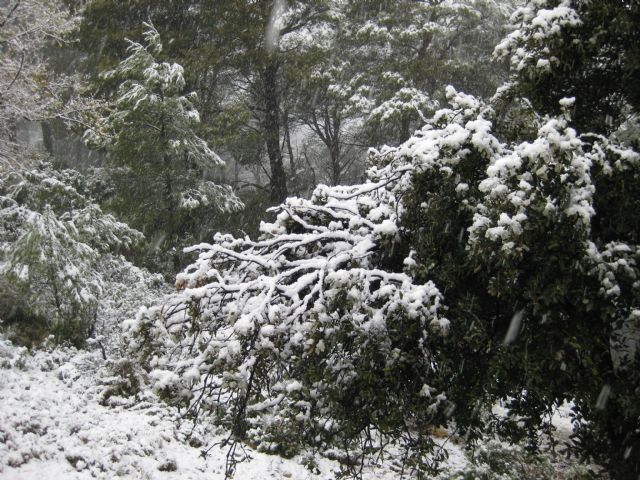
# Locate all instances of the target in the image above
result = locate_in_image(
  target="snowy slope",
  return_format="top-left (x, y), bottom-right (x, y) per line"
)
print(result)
top-left (0, 338), bottom-right (474, 479)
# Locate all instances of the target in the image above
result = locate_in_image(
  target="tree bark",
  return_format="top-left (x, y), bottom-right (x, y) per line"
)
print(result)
top-left (262, 60), bottom-right (288, 205)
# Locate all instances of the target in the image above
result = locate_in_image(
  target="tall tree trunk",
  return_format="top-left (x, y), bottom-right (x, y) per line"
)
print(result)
top-left (262, 60), bottom-right (288, 205)
top-left (41, 121), bottom-right (54, 156)
top-left (330, 142), bottom-right (341, 186)
top-left (283, 112), bottom-right (295, 176)
top-left (399, 114), bottom-right (411, 143)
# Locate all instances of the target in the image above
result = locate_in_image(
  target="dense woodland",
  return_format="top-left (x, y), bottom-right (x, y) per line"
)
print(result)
top-left (1, 0), bottom-right (639, 478)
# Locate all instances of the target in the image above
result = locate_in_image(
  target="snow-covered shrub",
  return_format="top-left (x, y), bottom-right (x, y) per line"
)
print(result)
top-left (399, 86), bottom-right (640, 474)
top-left (99, 357), bottom-right (145, 406)
top-left (3, 205), bottom-right (102, 345)
top-left (0, 163), bottom-right (147, 347)
top-left (127, 143), bottom-right (452, 472)
top-left (93, 253), bottom-right (167, 348)
top-left (494, 0), bottom-right (640, 136)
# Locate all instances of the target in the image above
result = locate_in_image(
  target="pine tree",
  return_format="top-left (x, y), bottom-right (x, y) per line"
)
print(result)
top-left (84, 24), bottom-right (241, 271)
top-left (0, 163), bottom-right (144, 346)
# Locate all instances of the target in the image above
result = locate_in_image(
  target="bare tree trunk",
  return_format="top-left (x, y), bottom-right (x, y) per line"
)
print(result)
top-left (284, 113), bottom-right (295, 174)
top-left (399, 114), bottom-right (411, 143)
top-left (330, 142), bottom-right (341, 186)
top-left (262, 60), bottom-right (288, 205)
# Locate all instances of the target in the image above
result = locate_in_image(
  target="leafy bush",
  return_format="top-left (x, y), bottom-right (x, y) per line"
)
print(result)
top-left (398, 86), bottom-right (640, 475)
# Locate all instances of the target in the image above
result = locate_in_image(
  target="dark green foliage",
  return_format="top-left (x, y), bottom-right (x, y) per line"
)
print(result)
top-left (497, 0), bottom-right (640, 136)
top-left (0, 300), bottom-right (50, 349)
top-left (398, 66), bottom-right (640, 480)
top-left (403, 146), bottom-right (496, 445)
top-left (488, 3), bottom-right (640, 474)
top-left (84, 25), bottom-right (242, 275)
top-left (100, 358), bottom-right (143, 405)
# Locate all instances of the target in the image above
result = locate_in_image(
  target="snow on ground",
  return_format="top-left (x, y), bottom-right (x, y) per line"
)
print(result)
top-left (0, 337), bottom-right (471, 479)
